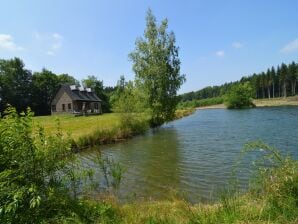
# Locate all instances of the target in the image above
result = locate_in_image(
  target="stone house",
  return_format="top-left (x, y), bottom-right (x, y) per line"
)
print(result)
top-left (51, 85), bottom-right (102, 115)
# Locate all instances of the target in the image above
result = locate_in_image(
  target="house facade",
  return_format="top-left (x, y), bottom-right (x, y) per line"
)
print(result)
top-left (51, 85), bottom-right (102, 115)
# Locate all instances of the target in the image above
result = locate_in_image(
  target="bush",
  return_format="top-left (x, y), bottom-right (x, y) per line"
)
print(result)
top-left (224, 82), bottom-right (255, 109)
top-left (0, 107), bottom-right (118, 223)
top-left (177, 97), bottom-right (224, 109)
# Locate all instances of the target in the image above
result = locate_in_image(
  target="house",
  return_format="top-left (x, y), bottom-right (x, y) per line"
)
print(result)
top-left (51, 85), bottom-right (102, 115)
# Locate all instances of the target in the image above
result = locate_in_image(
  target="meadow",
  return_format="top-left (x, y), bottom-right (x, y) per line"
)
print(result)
top-left (32, 109), bottom-right (194, 149)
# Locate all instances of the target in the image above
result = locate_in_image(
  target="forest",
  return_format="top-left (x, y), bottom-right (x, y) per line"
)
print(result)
top-left (180, 61), bottom-right (298, 102)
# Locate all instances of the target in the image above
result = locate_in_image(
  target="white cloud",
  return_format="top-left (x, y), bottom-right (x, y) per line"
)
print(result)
top-left (232, 42), bottom-right (243, 49)
top-left (0, 34), bottom-right (24, 51)
top-left (281, 39), bottom-right (298, 53)
top-left (46, 50), bottom-right (55, 56)
top-left (52, 33), bottom-right (63, 40)
top-left (216, 50), bottom-right (225, 57)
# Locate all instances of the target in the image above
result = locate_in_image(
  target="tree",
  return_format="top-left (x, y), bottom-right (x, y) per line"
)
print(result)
top-left (224, 82), bottom-right (255, 109)
top-left (31, 69), bottom-right (59, 115)
top-left (288, 61), bottom-right (297, 96)
top-left (129, 9), bottom-right (185, 126)
top-left (280, 63), bottom-right (288, 98)
top-left (0, 58), bottom-right (32, 113)
top-left (57, 73), bottom-right (79, 85)
top-left (266, 69), bottom-right (272, 99)
top-left (271, 66), bottom-right (276, 98)
top-left (82, 75), bottom-right (111, 112)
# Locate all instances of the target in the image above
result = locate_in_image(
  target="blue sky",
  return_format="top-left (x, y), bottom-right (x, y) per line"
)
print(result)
top-left (1, 0), bottom-right (298, 93)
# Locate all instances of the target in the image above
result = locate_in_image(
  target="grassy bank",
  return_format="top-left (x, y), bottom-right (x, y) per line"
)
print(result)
top-left (33, 109), bottom-right (195, 149)
top-left (179, 96), bottom-right (298, 110)
top-left (254, 96), bottom-right (298, 107)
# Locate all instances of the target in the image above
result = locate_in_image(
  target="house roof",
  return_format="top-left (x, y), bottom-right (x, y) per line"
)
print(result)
top-left (52, 85), bottom-right (101, 104)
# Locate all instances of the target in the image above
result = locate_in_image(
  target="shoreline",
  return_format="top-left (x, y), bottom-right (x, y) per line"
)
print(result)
top-left (196, 96), bottom-right (298, 110)
top-left (73, 108), bottom-right (196, 151)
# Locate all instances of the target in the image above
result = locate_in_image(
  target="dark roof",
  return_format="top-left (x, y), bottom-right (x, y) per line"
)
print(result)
top-left (55, 85), bottom-right (101, 103)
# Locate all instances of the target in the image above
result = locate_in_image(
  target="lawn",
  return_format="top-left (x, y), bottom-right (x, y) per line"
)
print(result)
top-left (32, 109), bottom-right (194, 142)
top-left (33, 113), bottom-right (122, 140)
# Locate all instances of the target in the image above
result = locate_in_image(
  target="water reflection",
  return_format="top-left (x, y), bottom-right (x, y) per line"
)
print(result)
top-left (101, 127), bottom-right (182, 201)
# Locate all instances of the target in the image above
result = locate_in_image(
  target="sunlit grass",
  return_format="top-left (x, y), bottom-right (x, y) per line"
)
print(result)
top-left (33, 113), bottom-right (122, 140)
top-left (32, 109), bottom-right (194, 146)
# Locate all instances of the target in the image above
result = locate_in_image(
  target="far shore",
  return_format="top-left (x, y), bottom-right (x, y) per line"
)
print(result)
top-left (196, 96), bottom-right (298, 110)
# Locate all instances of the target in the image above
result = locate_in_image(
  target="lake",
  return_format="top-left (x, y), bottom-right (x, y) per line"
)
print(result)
top-left (79, 107), bottom-right (298, 203)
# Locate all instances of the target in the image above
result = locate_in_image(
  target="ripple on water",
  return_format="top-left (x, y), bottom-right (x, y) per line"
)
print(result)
top-left (78, 107), bottom-right (298, 202)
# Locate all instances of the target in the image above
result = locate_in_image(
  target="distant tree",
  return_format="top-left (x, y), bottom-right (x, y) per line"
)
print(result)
top-left (129, 9), bottom-right (185, 126)
top-left (280, 63), bottom-right (288, 98)
top-left (271, 67), bottom-right (276, 98)
top-left (31, 69), bottom-right (59, 115)
top-left (266, 69), bottom-right (272, 99)
top-left (82, 75), bottom-right (111, 112)
top-left (288, 61), bottom-right (297, 96)
top-left (224, 82), bottom-right (255, 109)
top-left (57, 73), bottom-right (79, 85)
top-left (0, 58), bottom-right (32, 113)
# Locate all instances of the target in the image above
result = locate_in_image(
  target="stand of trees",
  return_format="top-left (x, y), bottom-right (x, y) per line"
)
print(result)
top-left (0, 58), bottom-right (113, 116)
top-left (180, 61), bottom-right (298, 102)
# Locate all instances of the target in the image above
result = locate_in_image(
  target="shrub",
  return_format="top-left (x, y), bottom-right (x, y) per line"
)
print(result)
top-left (224, 82), bottom-right (255, 109)
top-left (0, 107), bottom-right (118, 223)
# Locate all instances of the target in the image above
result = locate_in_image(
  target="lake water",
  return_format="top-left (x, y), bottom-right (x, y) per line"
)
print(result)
top-left (79, 107), bottom-right (298, 203)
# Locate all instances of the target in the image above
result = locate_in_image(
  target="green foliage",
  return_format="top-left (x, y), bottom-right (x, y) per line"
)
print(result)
top-left (0, 107), bottom-right (71, 222)
top-left (177, 97), bottom-right (224, 109)
top-left (224, 82), bottom-right (255, 109)
top-left (0, 58), bottom-right (32, 113)
top-left (57, 73), bottom-right (80, 86)
top-left (94, 154), bottom-right (125, 192)
top-left (129, 9), bottom-right (185, 127)
top-left (0, 107), bottom-right (118, 223)
top-left (82, 75), bottom-right (111, 113)
top-left (31, 68), bottom-right (59, 115)
top-left (112, 81), bottom-right (149, 135)
top-left (243, 141), bottom-right (298, 222)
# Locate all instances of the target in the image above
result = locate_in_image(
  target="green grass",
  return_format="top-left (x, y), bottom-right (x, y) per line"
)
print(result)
top-left (32, 109), bottom-right (194, 149)
top-left (33, 113), bottom-right (122, 140)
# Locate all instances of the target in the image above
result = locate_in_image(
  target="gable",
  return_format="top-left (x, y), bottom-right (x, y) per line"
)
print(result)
top-left (51, 87), bottom-right (72, 105)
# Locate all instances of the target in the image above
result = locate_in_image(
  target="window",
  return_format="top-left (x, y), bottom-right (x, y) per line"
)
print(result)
top-left (62, 104), bottom-right (65, 111)
top-left (94, 103), bottom-right (98, 109)
top-left (51, 105), bottom-right (56, 112)
top-left (68, 103), bottom-right (71, 110)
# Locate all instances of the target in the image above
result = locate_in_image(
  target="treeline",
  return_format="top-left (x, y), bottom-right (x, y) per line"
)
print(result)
top-left (0, 57), bottom-right (116, 115)
top-left (180, 61), bottom-right (298, 102)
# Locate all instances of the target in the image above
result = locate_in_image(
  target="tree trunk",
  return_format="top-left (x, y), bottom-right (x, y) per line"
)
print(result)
top-left (268, 87), bottom-right (270, 99)
top-left (283, 81), bottom-right (287, 98)
top-left (279, 81), bottom-right (281, 97)
top-left (272, 82), bottom-right (275, 98)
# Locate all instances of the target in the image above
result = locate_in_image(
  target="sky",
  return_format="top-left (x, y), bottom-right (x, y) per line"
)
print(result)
top-left (1, 0), bottom-right (298, 93)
